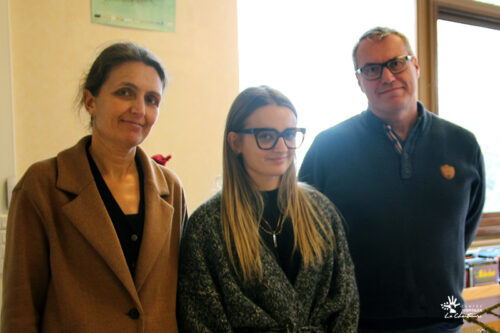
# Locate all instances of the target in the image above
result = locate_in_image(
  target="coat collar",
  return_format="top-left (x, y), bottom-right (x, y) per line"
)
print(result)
top-left (56, 136), bottom-right (174, 301)
top-left (56, 136), bottom-right (171, 198)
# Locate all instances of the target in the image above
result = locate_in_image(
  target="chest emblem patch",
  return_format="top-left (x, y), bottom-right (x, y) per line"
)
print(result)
top-left (440, 164), bottom-right (455, 180)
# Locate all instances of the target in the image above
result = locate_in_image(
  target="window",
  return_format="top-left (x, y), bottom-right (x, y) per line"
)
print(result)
top-left (417, 0), bottom-right (500, 244)
top-left (237, 0), bottom-right (416, 164)
top-left (437, 20), bottom-right (500, 213)
top-left (474, 0), bottom-right (500, 5)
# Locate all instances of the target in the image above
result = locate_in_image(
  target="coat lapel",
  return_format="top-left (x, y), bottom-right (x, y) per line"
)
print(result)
top-left (56, 137), bottom-right (139, 303)
top-left (133, 148), bottom-right (174, 292)
top-left (56, 138), bottom-right (176, 299)
top-left (61, 186), bottom-right (139, 302)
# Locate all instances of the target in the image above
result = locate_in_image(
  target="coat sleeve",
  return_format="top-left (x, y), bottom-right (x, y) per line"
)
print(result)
top-left (179, 187), bottom-right (189, 241)
top-left (464, 146), bottom-right (486, 249)
top-left (323, 200), bottom-right (359, 333)
top-left (177, 208), bottom-right (233, 332)
top-left (1, 184), bottom-right (50, 333)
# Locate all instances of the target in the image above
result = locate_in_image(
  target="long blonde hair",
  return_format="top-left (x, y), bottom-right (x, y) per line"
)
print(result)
top-left (221, 86), bottom-right (334, 283)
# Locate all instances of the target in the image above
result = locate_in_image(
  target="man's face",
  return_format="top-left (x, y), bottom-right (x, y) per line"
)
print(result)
top-left (355, 34), bottom-right (420, 119)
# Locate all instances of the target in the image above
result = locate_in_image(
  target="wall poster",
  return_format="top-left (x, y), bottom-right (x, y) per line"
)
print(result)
top-left (92, 0), bottom-right (175, 32)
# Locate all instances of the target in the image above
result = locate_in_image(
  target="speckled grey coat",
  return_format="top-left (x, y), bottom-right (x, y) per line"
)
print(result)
top-left (177, 188), bottom-right (359, 332)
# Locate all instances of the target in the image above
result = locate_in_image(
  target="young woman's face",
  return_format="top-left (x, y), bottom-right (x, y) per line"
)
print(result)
top-left (229, 104), bottom-right (297, 191)
top-left (84, 61), bottom-right (163, 150)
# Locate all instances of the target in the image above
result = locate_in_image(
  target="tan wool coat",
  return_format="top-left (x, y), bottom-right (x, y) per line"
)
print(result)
top-left (1, 136), bottom-right (187, 333)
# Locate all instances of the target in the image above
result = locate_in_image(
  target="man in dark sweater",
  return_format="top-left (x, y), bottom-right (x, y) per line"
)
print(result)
top-left (299, 27), bottom-right (485, 333)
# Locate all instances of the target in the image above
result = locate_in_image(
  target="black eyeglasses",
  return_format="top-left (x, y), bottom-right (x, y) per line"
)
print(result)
top-left (236, 127), bottom-right (306, 150)
top-left (356, 55), bottom-right (414, 81)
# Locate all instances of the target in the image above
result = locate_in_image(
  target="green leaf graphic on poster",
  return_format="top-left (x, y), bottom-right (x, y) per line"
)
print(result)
top-left (92, 0), bottom-right (175, 32)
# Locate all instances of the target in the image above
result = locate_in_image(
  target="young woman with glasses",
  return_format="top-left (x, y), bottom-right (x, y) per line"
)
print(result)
top-left (177, 85), bottom-right (359, 332)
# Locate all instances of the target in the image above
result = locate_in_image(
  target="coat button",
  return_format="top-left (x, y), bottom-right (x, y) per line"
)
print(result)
top-left (131, 234), bottom-right (138, 241)
top-left (128, 308), bottom-right (140, 319)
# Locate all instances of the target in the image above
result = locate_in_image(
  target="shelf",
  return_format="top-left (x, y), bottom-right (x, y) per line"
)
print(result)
top-left (463, 284), bottom-right (500, 301)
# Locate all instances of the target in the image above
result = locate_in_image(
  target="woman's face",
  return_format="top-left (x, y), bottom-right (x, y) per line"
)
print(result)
top-left (84, 61), bottom-right (163, 150)
top-left (228, 104), bottom-right (297, 191)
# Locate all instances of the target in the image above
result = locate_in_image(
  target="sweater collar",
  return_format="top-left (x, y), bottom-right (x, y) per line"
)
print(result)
top-left (361, 101), bottom-right (431, 137)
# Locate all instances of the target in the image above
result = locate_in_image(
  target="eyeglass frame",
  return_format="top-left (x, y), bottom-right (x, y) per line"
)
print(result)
top-left (235, 127), bottom-right (306, 150)
top-left (355, 55), bottom-right (414, 81)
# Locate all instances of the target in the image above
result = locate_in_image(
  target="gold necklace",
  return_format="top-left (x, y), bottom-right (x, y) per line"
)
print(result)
top-left (259, 216), bottom-right (285, 248)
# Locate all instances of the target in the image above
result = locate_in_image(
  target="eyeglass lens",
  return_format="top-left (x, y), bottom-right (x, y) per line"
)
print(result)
top-left (360, 56), bottom-right (410, 80)
top-left (256, 129), bottom-right (304, 149)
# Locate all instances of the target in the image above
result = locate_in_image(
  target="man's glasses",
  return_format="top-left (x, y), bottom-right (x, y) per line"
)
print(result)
top-left (236, 127), bottom-right (306, 150)
top-left (356, 55), bottom-right (414, 81)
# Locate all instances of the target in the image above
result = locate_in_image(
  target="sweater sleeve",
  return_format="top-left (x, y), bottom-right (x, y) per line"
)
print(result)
top-left (177, 205), bottom-right (234, 332)
top-left (299, 136), bottom-right (326, 192)
top-left (311, 193), bottom-right (359, 333)
top-left (464, 146), bottom-right (486, 249)
top-left (1, 184), bottom-right (50, 333)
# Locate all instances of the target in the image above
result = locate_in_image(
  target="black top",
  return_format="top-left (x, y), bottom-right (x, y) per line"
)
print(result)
top-left (86, 144), bottom-right (145, 278)
top-left (260, 189), bottom-right (301, 284)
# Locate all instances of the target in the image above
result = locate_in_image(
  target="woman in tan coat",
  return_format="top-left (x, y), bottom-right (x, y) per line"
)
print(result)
top-left (1, 42), bottom-right (187, 332)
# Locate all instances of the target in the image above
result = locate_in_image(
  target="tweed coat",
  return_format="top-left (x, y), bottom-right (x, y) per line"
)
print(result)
top-left (1, 136), bottom-right (187, 333)
top-left (177, 189), bottom-right (359, 332)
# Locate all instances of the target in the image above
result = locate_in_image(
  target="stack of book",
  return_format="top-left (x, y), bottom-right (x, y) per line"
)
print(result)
top-left (464, 245), bottom-right (500, 288)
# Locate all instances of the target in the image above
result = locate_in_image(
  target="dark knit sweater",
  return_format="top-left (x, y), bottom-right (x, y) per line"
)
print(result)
top-left (177, 187), bottom-right (359, 332)
top-left (299, 102), bottom-right (485, 330)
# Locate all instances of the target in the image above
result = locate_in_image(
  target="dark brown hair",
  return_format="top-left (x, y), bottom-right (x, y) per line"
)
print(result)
top-left (78, 42), bottom-right (167, 112)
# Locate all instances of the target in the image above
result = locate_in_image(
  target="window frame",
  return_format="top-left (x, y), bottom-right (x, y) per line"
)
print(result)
top-left (417, 0), bottom-right (500, 244)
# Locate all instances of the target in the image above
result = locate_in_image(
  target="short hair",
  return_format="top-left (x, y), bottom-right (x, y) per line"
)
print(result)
top-left (78, 42), bottom-right (167, 112)
top-left (352, 27), bottom-right (414, 69)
